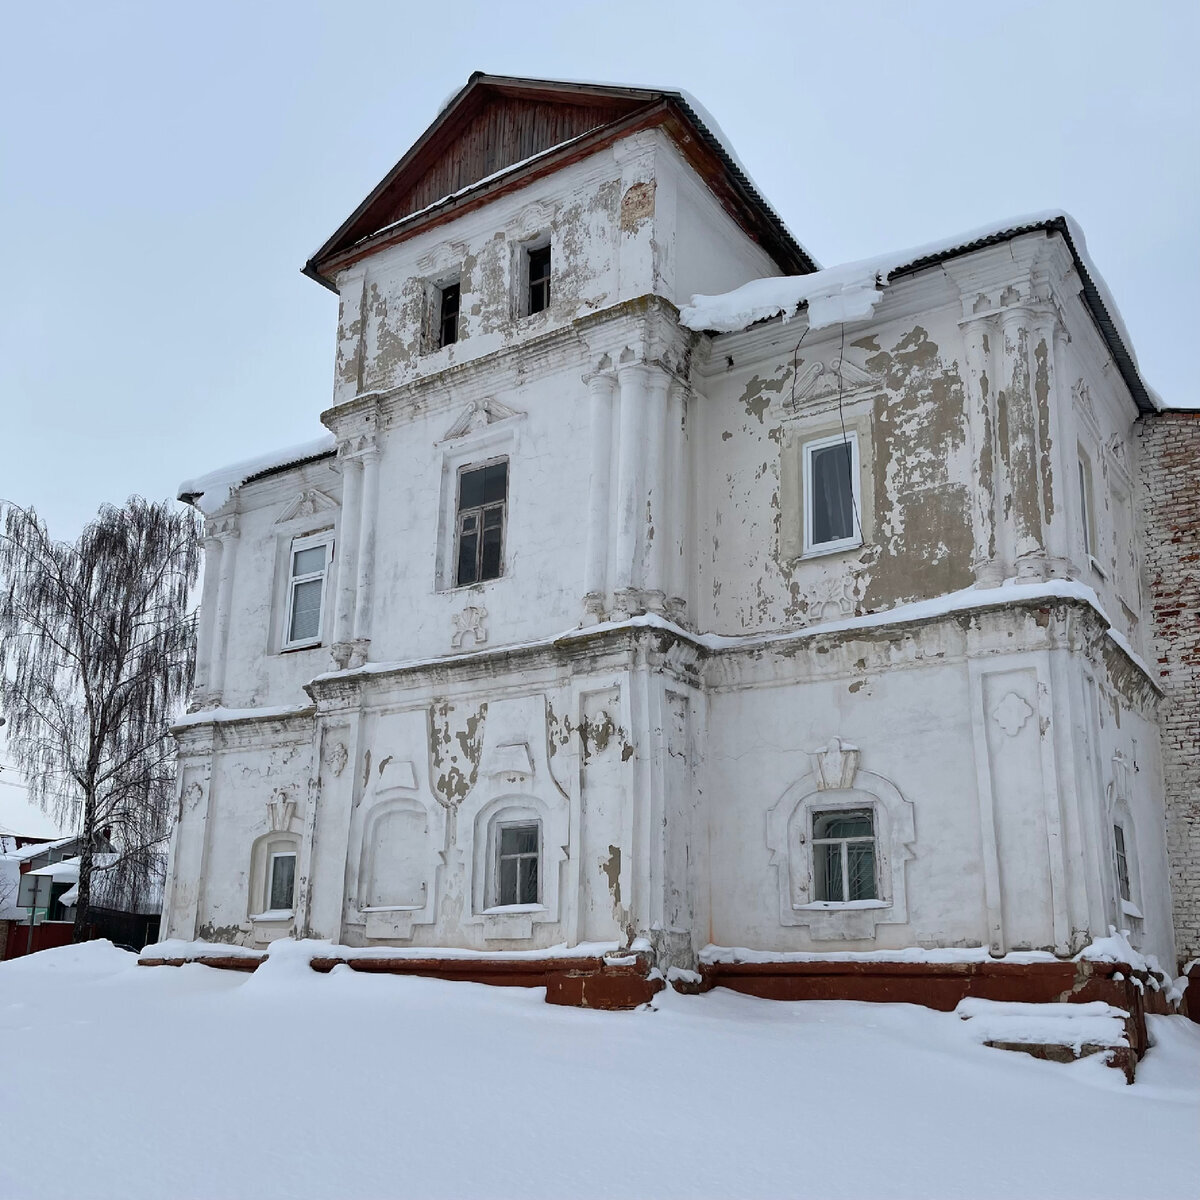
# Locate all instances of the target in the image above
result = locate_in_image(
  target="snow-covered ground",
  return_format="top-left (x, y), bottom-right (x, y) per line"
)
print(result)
top-left (1, 942), bottom-right (1196, 1200)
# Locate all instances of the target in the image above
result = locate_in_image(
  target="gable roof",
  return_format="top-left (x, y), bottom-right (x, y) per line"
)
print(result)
top-left (303, 73), bottom-right (817, 290)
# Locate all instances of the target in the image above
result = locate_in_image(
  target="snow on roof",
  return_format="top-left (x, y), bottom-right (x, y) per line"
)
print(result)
top-left (680, 210), bottom-right (1161, 413)
top-left (28, 856), bottom-right (79, 882)
top-left (5, 835), bottom-right (78, 863)
top-left (178, 433), bottom-right (337, 516)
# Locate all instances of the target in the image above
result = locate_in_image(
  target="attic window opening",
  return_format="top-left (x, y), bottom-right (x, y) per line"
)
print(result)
top-left (527, 245), bottom-right (551, 314)
top-left (439, 281), bottom-right (461, 348)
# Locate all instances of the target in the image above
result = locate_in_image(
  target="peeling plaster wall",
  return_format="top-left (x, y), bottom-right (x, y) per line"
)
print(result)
top-left (170, 126), bottom-right (1181, 971)
top-left (695, 292), bottom-right (976, 635)
top-left (701, 606), bottom-right (1173, 965)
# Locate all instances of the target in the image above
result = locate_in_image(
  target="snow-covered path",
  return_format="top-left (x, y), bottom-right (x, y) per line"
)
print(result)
top-left (1, 942), bottom-right (1196, 1199)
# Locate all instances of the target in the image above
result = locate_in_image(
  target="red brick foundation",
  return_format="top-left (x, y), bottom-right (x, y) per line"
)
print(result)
top-left (140, 949), bottom-right (663, 1009)
top-left (691, 958), bottom-right (1163, 1061)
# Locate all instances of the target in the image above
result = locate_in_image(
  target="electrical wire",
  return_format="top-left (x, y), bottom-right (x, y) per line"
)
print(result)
top-left (834, 321), bottom-right (864, 543)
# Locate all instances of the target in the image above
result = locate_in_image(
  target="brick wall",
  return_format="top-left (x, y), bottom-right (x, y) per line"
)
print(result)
top-left (1136, 412), bottom-right (1200, 969)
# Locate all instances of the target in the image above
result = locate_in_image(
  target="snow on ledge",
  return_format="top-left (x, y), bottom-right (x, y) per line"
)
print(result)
top-left (678, 209), bottom-right (1167, 412)
top-left (172, 702), bottom-right (315, 730)
top-left (140, 937), bottom-right (624, 964)
top-left (701, 944), bottom-right (1061, 966)
top-left (178, 434), bottom-right (336, 517)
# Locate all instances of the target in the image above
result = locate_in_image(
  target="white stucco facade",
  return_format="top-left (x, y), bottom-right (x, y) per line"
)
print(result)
top-left (163, 78), bottom-right (1177, 973)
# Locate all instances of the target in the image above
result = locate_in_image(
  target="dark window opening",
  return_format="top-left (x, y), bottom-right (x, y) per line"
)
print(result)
top-left (456, 460), bottom-right (508, 586)
top-left (527, 245), bottom-right (551, 314)
top-left (1114, 825), bottom-right (1131, 902)
top-left (497, 823), bottom-right (539, 906)
top-left (439, 282), bottom-right (460, 348)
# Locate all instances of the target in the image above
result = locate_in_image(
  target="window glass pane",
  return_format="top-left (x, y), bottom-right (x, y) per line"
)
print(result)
top-left (289, 578), bottom-right (323, 641)
top-left (501, 825), bottom-right (538, 856)
top-left (482, 461), bottom-right (508, 504)
top-left (520, 855), bottom-right (538, 904)
top-left (293, 545), bottom-right (326, 575)
top-left (269, 854), bottom-right (295, 910)
top-left (1114, 825), bottom-right (1130, 901)
top-left (460, 467), bottom-right (486, 510)
top-left (499, 857), bottom-right (517, 906)
top-left (482, 506), bottom-right (503, 531)
top-left (480, 524), bottom-right (502, 581)
top-left (814, 842), bottom-right (843, 902)
top-left (457, 529), bottom-right (478, 587)
top-left (847, 842), bottom-right (876, 901)
top-left (814, 810), bottom-right (873, 840)
top-left (810, 442), bottom-right (855, 545)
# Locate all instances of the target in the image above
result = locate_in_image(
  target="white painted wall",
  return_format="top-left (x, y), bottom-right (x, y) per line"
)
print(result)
top-left (168, 122), bottom-right (1177, 974)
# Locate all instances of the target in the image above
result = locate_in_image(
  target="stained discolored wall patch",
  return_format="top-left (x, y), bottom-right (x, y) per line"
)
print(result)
top-left (863, 326), bottom-right (975, 608)
top-left (429, 700), bottom-right (487, 806)
top-left (620, 180), bottom-right (656, 232)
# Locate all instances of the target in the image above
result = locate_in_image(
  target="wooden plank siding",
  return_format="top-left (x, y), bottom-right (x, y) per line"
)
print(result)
top-left (340, 95), bottom-right (637, 248)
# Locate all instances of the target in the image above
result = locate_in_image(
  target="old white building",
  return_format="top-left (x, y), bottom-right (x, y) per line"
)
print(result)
top-left (164, 75), bottom-right (1186, 982)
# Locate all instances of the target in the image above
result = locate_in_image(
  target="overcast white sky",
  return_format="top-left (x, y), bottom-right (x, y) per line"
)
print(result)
top-left (1, 0), bottom-right (1196, 539)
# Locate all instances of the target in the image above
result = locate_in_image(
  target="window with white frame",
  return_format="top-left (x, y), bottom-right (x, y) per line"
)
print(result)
top-left (1113, 824), bottom-right (1131, 903)
top-left (803, 433), bottom-right (861, 555)
top-left (455, 459), bottom-right (508, 586)
top-left (268, 851), bottom-right (296, 912)
top-left (1078, 450), bottom-right (1097, 559)
top-left (812, 808), bottom-right (877, 903)
top-left (495, 822), bottom-right (539, 907)
top-left (283, 534), bottom-right (332, 649)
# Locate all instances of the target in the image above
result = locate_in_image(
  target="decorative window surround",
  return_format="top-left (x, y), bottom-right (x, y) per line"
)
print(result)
top-left (767, 739), bottom-right (915, 940)
top-left (435, 405), bottom-right (524, 592)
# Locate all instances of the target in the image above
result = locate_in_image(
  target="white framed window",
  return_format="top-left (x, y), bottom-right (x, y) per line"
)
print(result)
top-left (283, 533), bottom-right (332, 649)
top-left (812, 808), bottom-right (877, 903)
top-left (1078, 449), bottom-right (1098, 559)
top-left (803, 432), bottom-right (861, 556)
top-left (455, 458), bottom-right (508, 587)
top-left (494, 821), bottom-right (540, 907)
top-left (267, 851), bottom-right (296, 913)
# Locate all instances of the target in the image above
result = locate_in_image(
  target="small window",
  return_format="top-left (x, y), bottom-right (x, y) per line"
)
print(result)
top-left (804, 433), bottom-right (861, 555)
top-left (1078, 451), bottom-right (1097, 558)
top-left (268, 852), bottom-right (296, 912)
top-left (497, 823), bottom-right (539, 906)
top-left (438, 281), bottom-right (460, 348)
top-left (284, 535), bottom-right (332, 649)
top-left (812, 809), bottom-right (876, 903)
top-left (1113, 824), bottom-right (1130, 902)
top-left (455, 459), bottom-right (507, 586)
top-left (527, 245), bottom-right (551, 315)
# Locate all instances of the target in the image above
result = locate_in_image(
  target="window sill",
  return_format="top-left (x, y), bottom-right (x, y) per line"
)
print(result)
top-left (794, 899), bottom-right (890, 911)
top-left (800, 539), bottom-right (864, 562)
top-left (1120, 899), bottom-right (1143, 920)
top-left (360, 904), bottom-right (424, 914)
top-left (1088, 555), bottom-right (1108, 580)
top-left (250, 910), bottom-right (293, 923)
top-left (279, 642), bottom-right (323, 655)
top-left (482, 904), bottom-right (545, 915)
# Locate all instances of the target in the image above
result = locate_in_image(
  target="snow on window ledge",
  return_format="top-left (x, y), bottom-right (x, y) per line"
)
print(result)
top-left (794, 899), bottom-right (891, 912)
top-left (482, 904), bottom-right (546, 915)
top-left (1120, 899), bottom-right (1144, 920)
top-left (250, 909), bottom-right (294, 923)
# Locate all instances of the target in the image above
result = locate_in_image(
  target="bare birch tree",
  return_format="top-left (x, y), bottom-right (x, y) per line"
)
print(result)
top-left (0, 498), bottom-right (200, 939)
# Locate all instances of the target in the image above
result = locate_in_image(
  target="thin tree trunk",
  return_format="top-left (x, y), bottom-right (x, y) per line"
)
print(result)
top-left (73, 790), bottom-right (96, 942)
